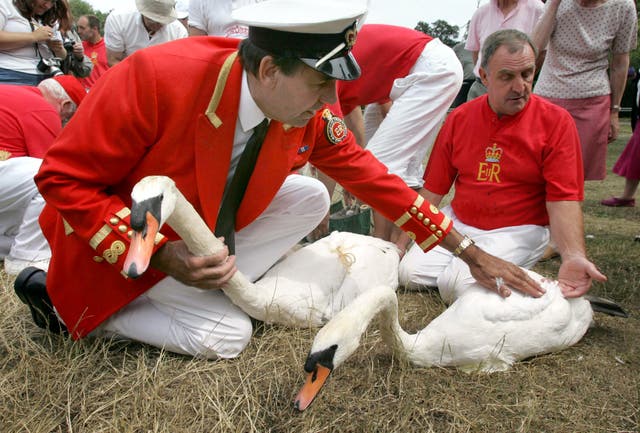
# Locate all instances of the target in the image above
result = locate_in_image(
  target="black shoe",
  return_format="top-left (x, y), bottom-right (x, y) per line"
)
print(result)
top-left (14, 267), bottom-right (67, 334)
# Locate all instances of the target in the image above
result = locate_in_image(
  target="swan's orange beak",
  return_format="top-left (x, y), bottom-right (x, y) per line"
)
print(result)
top-left (123, 211), bottom-right (159, 278)
top-left (293, 364), bottom-right (332, 411)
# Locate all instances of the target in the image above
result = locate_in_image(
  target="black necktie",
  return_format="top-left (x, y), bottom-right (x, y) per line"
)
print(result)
top-left (215, 118), bottom-right (269, 254)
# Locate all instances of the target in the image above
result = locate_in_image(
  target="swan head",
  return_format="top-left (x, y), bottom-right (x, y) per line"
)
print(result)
top-left (293, 285), bottom-right (396, 411)
top-left (123, 176), bottom-right (178, 278)
top-left (293, 344), bottom-right (338, 411)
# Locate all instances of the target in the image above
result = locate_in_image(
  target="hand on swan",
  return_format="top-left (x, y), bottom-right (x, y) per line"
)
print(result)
top-left (150, 238), bottom-right (238, 290)
top-left (459, 245), bottom-right (546, 298)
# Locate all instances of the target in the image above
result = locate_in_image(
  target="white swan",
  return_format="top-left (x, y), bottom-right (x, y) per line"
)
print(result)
top-left (123, 175), bottom-right (400, 328)
top-left (294, 271), bottom-right (598, 410)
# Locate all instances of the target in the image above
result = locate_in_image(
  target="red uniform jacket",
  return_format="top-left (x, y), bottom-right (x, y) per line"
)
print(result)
top-left (36, 37), bottom-right (452, 338)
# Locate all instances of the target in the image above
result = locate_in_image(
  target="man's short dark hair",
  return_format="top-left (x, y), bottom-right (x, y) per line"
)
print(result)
top-left (480, 29), bottom-right (538, 70)
top-left (238, 38), bottom-right (306, 77)
top-left (82, 14), bottom-right (101, 32)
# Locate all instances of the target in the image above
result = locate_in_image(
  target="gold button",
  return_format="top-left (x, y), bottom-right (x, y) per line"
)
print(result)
top-left (93, 256), bottom-right (104, 262)
top-left (127, 230), bottom-right (133, 238)
top-left (422, 218), bottom-right (431, 225)
top-left (109, 217), bottom-right (119, 225)
top-left (430, 224), bottom-right (437, 231)
top-left (417, 212), bottom-right (424, 220)
top-left (118, 225), bottom-right (127, 233)
top-left (436, 230), bottom-right (443, 237)
top-left (410, 206), bottom-right (418, 214)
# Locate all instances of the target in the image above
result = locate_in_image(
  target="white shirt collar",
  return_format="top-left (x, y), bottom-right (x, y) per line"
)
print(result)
top-left (238, 71), bottom-right (267, 133)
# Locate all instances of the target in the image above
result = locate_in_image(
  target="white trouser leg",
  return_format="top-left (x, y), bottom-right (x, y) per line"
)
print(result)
top-left (365, 39), bottom-right (463, 188)
top-left (92, 174), bottom-right (329, 358)
top-left (399, 206), bottom-right (549, 304)
top-left (234, 174), bottom-right (330, 281)
top-left (363, 103), bottom-right (385, 146)
top-left (92, 278), bottom-right (253, 359)
top-left (0, 157), bottom-right (50, 261)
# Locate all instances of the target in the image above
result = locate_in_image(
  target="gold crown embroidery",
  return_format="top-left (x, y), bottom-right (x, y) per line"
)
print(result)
top-left (485, 143), bottom-right (502, 163)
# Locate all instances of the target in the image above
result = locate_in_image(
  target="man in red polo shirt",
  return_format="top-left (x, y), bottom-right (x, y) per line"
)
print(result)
top-left (76, 15), bottom-right (109, 89)
top-left (399, 29), bottom-right (606, 302)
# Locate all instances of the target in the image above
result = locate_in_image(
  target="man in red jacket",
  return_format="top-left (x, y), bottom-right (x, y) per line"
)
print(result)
top-left (17, 0), bottom-right (543, 359)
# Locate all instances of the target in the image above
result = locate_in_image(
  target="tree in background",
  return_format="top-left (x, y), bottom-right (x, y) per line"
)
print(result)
top-left (69, 0), bottom-right (109, 29)
top-left (414, 19), bottom-right (460, 47)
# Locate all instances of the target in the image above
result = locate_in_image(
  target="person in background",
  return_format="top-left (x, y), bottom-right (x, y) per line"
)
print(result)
top-left (176, 1), bottom-right (188, 30)
top-left (57, 4), bottom-right (93, 81)
top-left (188, 0), bottom-right (257, 38)
top-left (399, 29), bottom-right (605, 303)
top-left (0, 75), bottom-right (86, 275)
top-left (76, 14), bottom-right (108, 89)
top-left (18, 1), bottom-right (542, 359)
top-left (0, 0), bottom-right (71, 85)
top-left (601, 76), bottom-right (640, 209)
top-left (319, 24), bottom-right (463, 244)
top-left (451, 41), bottom-right (475, 108)
top-left (532, 0), bottom-right (637, 182)
top-left (628, 66), bottom-right (638, 132)
top-left (104, 0), bottom-right (187, 67)
top-left (465, 0), bottom-right (544, 101)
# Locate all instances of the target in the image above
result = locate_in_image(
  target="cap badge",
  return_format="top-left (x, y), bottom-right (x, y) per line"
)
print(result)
top-left (345, 27), bottom-right (357, 49)
top-left (322, 108), bottom-right (347, 145)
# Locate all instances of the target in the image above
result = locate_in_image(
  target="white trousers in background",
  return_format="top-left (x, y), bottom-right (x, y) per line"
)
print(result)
top-left (398, 206), bottom-right (549, 304)
top-left (92, 174), bottom-right (330, 359)
top-left (365, 39), bottom-right (463, 189)
top-left (0, 157), bottom-right (50, 262)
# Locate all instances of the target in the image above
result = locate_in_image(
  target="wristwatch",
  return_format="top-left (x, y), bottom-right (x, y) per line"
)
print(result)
top-left (610, 104), bottom-right (621, 113)
top-left (453, 235), bottom-right (475, 257)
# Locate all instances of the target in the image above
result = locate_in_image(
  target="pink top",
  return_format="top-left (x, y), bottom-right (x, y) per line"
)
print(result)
top-left (424, 94), bottom-right (583, 230)
top-left (465, 0), bottom-right (544, 77)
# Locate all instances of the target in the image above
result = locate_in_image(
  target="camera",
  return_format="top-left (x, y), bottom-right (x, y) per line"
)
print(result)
top-left (37, 57), bottom-right (64, 77)
top-left (63, 38), bottom-right (75, 53)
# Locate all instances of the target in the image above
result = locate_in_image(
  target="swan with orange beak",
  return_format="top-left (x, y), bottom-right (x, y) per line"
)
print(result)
top-left (123, 175), bottom-right (401, 328)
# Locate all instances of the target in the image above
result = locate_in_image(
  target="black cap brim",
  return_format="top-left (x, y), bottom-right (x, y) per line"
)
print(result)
top-left (300, 52), bottom-right (361, 81)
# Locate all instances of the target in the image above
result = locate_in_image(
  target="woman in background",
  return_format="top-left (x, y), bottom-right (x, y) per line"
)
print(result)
top-left (532, 0), bottom-right (637, 181)
top-left (0, 0), bottom-right (71, 85)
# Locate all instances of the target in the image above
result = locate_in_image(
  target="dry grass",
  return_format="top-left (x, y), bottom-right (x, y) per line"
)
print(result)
top-left (1, 127), bottom-right (639, 433)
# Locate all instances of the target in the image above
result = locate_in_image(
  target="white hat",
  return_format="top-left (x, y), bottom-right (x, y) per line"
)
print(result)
top-left (232, 0), bottom-right (367, 81)
top-left (135, 0), bottom-right (178, 25)
top-left (175, 0), bottom-right (188, 19)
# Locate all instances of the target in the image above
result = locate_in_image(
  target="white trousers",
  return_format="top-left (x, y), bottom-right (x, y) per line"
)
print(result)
top-left (365, 39), bottom-right (463, 188)
top-left (0, 157), bottom-right (51, 261)
top-left (92, 174), bottom-right (330, 359)
top-left (398, 206), bottom-right (549, 304)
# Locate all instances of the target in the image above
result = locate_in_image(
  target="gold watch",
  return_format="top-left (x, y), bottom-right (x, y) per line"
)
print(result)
top-left (453, 235), bottom-right (475, 257)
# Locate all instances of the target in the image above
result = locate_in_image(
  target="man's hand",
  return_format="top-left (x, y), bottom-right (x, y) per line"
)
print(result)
top-left (462, 246), bottom-right (546, 298)
top-left (72, 42), bottom-right (85, 60)
top-left (150, 239), bottom-right (237, 290)
top-left (557, 256), bottom-right (607, 298)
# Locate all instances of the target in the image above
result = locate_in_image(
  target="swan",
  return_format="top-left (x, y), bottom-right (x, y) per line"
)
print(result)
top-left (294, 270), bottom-right (619, 411)
top-left (123, 175), bottom-right (400, 328)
